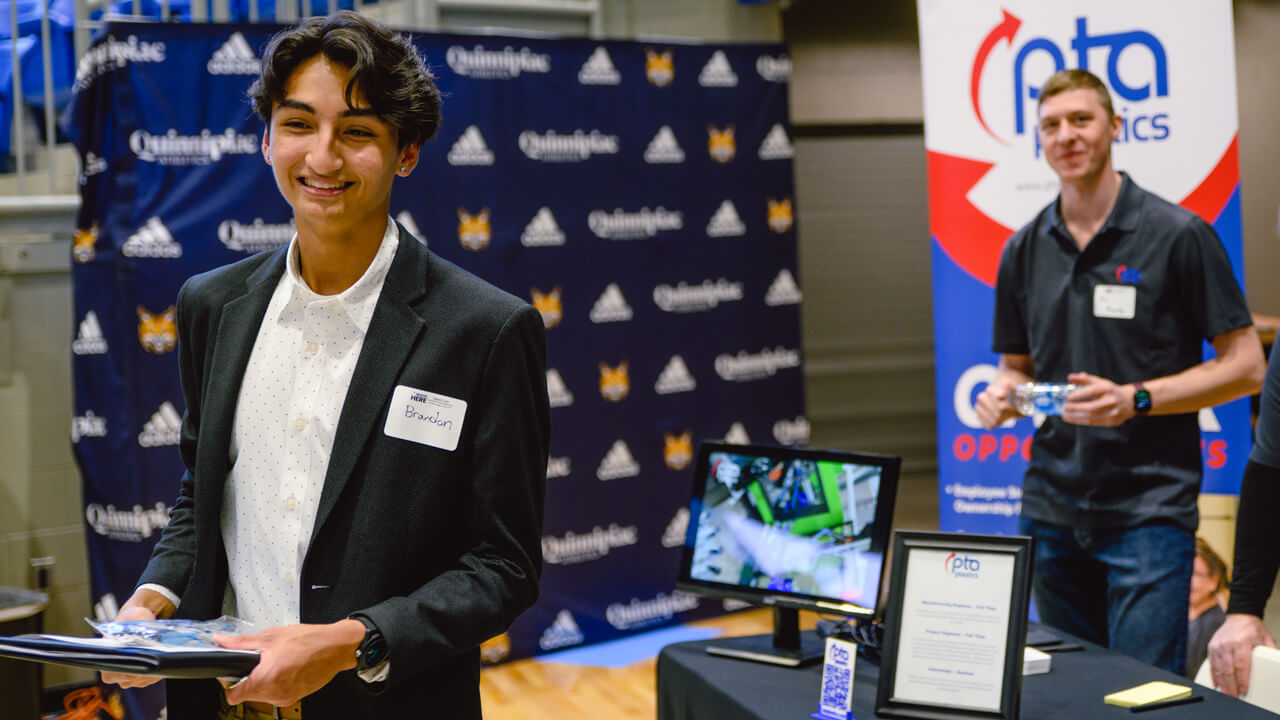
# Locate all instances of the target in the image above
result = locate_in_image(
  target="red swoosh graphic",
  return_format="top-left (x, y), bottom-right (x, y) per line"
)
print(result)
top-left (970, 9), bottom-right (1021, 148)
top-left (928, 150), bottom-right (1014, 287)
top-left (1180, 134), bottom-right (1239, 224)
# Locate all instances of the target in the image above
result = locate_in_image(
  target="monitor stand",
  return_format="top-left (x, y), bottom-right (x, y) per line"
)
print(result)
top-left (704, 607), bottom-right (825, 667)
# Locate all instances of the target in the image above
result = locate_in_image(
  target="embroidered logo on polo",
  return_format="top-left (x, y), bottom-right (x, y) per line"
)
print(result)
top-left (606, 591), bottom-right (700, 630)
top-left (716, 347), bottom-right (801, 382)
top-left (579, 46), bottom-right (621, 85)
top-left (645, 49), bottom-right (674, 87)
top-left (457, 209), bottom-right (491, 251)
top-left (662, 507), bottom-right (689, 548)
top-left (706, 200), bottom-right (746, 238)
top-left (654, 279), bottom-right (744, 313)
top-left (521, 208), bottom-right (566, 247)
top-left (531, 287), bottom-right (562, 328)
top-left (72, 410), bottom-right (108, 442)
top-left (546, 369), bottom-right (574, 407)
top-left (644, 126), bottom-right (686, 164)
top-left (1115, 265), bottom-right (1142, 283)
top-left (446, 45), bottom-right (551, 79)
top-left (543, 523), bottom-right (639, 565)
top-left (218, 218), bottom-right (294, 253)
top-left (707, 126), bottom-right (735, 163)
top-left (664, 431), bottom-right (693, 470)
top-left (759, 124), bottom-right (795, 160)
top-left (766, 269), bottom-right (803, 306)
top-left (588, 207), bottom-right (683, 240)
top-left (773, 416), bottom-right (810, 445)
top-left (655, 355), bottom-right (696, 394)
top-left (597, 440), bottom-right (640, 480)
top-left (756, 54), bottom-right (792, 82)
top-left (447, 126), bottom-right (495, 166)
top-left (73, 311), bottom-right (108, 355)
top-left (767, 197), bottom-right (794, 233)
top-left (539, 610), bottom-right (585, 650)
top-left (546, 456), bottom-right (571, 479)
top-left (137, 306), bottom-right (176, 354)
top-left (599, 362), bottom-right (630, 402)
top-left (724, 422), bottom-right (751, 445)
top-left (139, 401), bottom-right (182, 447)
top-left (590, 284), bottom-right (634, 323)
top-left (207, 32), bottom-right (261, 75)
top-left (85, 501), bottom-right (171, 542)
top-left (519, 130), bottom-right (619, 162)
top-left (698, 51), bottom-right (738, 87)
top-left (122, 217), bottom-right (182, 259)
top-left (130, 129), bottom-right (257, 165)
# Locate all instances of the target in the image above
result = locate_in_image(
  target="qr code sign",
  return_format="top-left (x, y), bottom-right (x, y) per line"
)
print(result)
top-left (821, 665), bottom-right (852, 709)
top-left (817, 637), bottom-right (856, 719)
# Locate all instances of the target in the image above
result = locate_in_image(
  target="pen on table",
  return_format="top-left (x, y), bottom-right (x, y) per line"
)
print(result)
top-left (1040, 643), bottom-right (1084, 653)
top-left (1129, 695), bottom-right (1204, 713)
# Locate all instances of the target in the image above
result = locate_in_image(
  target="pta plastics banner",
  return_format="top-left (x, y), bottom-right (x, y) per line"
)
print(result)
top-left (917, 1), bottom-right (1247, 533)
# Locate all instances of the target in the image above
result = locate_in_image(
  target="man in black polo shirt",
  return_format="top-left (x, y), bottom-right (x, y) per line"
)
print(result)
top-left (974, 68), bottom-right (1265, 675)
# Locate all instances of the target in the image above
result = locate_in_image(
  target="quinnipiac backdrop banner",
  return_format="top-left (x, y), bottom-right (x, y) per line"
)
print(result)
top-left (64, 21), bottom-right (802, 719)
top-left (918, 0), bottom-right (1249, 534)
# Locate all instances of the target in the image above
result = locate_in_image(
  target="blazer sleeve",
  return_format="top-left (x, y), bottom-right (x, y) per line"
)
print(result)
top-left (355, 302), bottom-right (550, 687)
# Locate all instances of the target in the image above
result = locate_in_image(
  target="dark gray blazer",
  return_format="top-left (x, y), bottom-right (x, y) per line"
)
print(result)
top-left (138, 223), bottom-right (549, 719)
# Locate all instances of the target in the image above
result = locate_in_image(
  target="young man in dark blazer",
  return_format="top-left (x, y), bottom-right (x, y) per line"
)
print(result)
top-left (102, 12), bottom-right (549, 719)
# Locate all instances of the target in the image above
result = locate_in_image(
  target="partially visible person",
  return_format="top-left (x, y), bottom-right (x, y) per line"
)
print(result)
top-left (1188, 537), bottom-right (1229, 679)
top-left (1208, 346), bottom-right (1280, 697)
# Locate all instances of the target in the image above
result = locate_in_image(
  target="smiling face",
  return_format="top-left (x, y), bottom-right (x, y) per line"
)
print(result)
top-left (262, 54), bottom-right (419, 241)
top-left (1036, 87), bottom-right (1122, 185)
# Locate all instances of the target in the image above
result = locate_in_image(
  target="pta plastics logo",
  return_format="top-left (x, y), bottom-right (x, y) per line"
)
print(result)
top-left (945, 552), bottom-right (981, 578)
top-left (971, 11), bottom-right (1170, 157)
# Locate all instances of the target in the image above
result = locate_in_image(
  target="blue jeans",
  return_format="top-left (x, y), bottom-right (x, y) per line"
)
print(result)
top-left (1018, 516), bottom-right (1194, 675)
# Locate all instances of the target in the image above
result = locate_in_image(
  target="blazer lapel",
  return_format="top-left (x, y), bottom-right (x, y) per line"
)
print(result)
top-left (310, 226), bottom-right (429, 541)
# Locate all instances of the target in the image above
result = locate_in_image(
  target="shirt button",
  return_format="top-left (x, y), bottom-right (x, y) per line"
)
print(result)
top-left (294, 418), bottom-right (306, 431)
top-left (305, 342), bottom-right (319, 355)
top-left (286, 496), bottom-right (298, 510)
top-left (284, 572), bottom-right (295, 585)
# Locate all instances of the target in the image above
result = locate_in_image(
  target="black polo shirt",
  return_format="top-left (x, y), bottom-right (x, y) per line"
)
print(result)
top-left (992, 173), bottom-right (1252, 532)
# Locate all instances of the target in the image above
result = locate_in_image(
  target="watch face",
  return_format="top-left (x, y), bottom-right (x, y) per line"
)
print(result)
top-left (1134, 389), bottom-right (1152, 413)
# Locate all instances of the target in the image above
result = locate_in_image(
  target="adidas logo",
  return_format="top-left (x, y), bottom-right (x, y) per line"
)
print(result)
top-left (71, 410), bottom-right (108, 442)
top-left (661, 507), bottom-right (689, 549)
top-left (773, 416), bottom-right (810, 445)
top-left (122, 217), bottom-right (182, 259)
top-left (447, 125), bottom-right (495, 166)
top-left (546, 369), bottom-right (575, 407)
top-left (597, 440), bottom-right (640, 480)
top-left (758, 123), bottom-right (794, 160)
top-left (589, 284), bottom-right (634, 323)
top-left (643, 126), bottom-right (686, 164)
top-left (706, 200), bottom-right (746, 238)
top-left (521, 207), bottom-right (566, 247)
top-left (397, 210), bottom-right (427, 245)
top-left (698, 50), bottom-right (738, 87)
top-left (547, 456), bottom-right (571, 479)
top-left (765, 269), bottom-right (803, 306)
top-left (756, 54), bottom-right (791, 82)
top-left (207, 31), bottom-right (260, 75)
top-left (73, 311), bottom-right (108, 355)
top-left (539, 610), bottom-right (585, 650)
top-left (578, 46), bottom-right (621, 85)
top-left (139, 401), bottom-right (182, 447)
top-left (654, 355), bottom-right (696, 394)
top-left (724, 423), bottom-right (751, 445)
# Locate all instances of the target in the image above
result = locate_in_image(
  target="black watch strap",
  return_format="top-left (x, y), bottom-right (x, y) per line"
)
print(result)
top-left (351, 615), bottom-right (388, 671)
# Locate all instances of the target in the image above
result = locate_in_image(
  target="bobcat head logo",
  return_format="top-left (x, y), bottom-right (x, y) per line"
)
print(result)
top-left (646, 49), bottom-right (674, 87)
top-left (457, 208), bottom-right (491, 251)
top-left (531, 287), bottom-right (562, 329)
top-left (479, 632), bottom-right (511, 664)
top-left (767, 197), bottom-right (794, 233)
top-left (708, 125), bottom-right (735, 163)
top-left (664, 431), bottom-right (693, 470)
top-left (599, 361), bottom-right (630, 402)
top-left (137, 305), bottom-right (177, 354)
top-left (73, 224), bottom-right (98, 264)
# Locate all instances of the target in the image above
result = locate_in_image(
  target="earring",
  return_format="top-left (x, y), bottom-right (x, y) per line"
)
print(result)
top-left (400, 166), bottom-right (407, 173)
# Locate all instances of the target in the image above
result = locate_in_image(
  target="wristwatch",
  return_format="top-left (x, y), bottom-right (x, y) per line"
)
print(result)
top-left (351, 615), bottom-right (388, 671)
top-left (1133, 381), bottom-right (1152, 415)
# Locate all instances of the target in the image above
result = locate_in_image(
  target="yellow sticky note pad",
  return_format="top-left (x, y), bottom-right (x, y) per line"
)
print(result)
top-left (1104, 681), bottom-right (1192, 708)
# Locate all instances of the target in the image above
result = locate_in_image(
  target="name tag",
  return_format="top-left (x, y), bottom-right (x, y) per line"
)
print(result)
top-left (384, 385), bottom-right (467, 451)
top-left (1093, 284), bottom-right (1136, 319)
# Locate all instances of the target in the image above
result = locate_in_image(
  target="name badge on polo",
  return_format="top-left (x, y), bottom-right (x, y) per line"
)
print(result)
top-left (1093, 284), bottom-right (1136, 319)
top-left (384, 385), bottom-right (467, 451)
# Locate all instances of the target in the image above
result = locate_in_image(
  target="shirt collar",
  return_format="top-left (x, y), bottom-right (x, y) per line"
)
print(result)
top-left (277, 217), bottom-right (399, 334)
top-left (1048, 171), bottom-right (1142, 246)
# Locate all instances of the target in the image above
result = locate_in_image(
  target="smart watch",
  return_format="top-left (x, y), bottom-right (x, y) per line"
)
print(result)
top-left (1133, 381), bottom-right (1152, 415)
top-left (351, 615), bottom-right (388, 671)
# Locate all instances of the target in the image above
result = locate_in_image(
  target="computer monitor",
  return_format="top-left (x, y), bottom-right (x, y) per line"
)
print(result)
top-left (676, 440), bottom-right (900, 667)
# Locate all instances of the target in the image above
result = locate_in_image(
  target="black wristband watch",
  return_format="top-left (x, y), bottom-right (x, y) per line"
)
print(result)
top-left (1133, 381), bottom-right (1152, 415)
top-left (351, 615), bottom-right (388, 671)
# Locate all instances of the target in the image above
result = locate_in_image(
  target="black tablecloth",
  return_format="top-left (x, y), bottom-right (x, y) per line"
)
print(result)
top-left (657, 629), bottom-right (1279, 719)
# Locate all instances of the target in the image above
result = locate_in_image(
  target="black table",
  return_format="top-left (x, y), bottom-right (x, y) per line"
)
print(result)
top-left (657, 629), bottom-right (1280, 719)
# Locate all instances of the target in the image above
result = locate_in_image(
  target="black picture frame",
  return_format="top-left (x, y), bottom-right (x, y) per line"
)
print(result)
top-left (875, 530), bottom-right (1034, 720)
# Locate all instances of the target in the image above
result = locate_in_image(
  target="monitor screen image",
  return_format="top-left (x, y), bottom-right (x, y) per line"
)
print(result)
top-left (678, 441), bottom-right (900, 620)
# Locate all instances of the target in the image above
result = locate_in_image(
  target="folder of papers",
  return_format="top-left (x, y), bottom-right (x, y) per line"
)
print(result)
top-left (1103, 680), bottom-right (1192, 708)
top-left (0, 633), bottom-right (259, 678)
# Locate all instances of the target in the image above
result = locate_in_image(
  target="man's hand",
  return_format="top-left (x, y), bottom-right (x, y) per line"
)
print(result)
top-left (1062, 372), bottom-right (1134, 426)
top-left (975, 377), bottom-right (1020, 429)
top-left (100, 588), bottom-right (176, 689)
top-left (216, 619), bottom-right (365, 708)
top-left (1209, 613), bottom-right (1276, 697)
